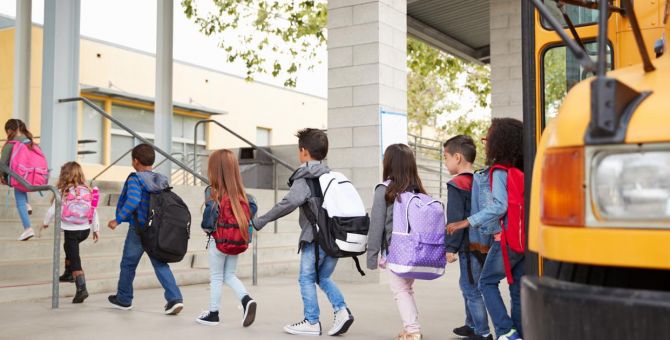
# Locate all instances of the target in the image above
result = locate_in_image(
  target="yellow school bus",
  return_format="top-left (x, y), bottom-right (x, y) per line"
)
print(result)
top-left (522, 0), bottom-right (670, 338)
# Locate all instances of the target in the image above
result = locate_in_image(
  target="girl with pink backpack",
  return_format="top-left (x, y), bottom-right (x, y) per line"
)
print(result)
top-left (0, 119), bottom-right (43, 241)
top-left (367, 143), bottom-right (442, 340)
top-left (43, 162), bottom-right (100, 304)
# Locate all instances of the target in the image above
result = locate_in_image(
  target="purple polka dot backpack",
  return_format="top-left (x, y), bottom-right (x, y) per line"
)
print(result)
top-left (379, 181), bottom-right (447, 280)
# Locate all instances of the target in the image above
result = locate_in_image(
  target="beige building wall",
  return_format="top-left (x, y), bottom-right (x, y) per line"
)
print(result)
top-left (79, 38), bottom-right (327, 149)
top-left (1, 24), bottom-right (326, 181)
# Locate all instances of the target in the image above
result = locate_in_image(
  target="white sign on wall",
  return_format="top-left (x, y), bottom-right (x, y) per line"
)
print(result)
top-left (379, 108), bottom-right (408, 157)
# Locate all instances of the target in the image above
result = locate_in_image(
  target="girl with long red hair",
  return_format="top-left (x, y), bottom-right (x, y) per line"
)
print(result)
top-left (196, 149), bottom-right (257, 328)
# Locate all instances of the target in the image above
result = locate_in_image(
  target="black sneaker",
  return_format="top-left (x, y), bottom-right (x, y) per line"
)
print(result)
top-left (241, 295), bottom-right (257, 327)
top-left (464, 334), bottom-right (494, 340)
top-left (196, 311), bottom-right (220, 326)
top-left (59, 272), bottom-right (74, 283)
top-left (453, 325), bottom-right (475, 337)
top-left (108, 295), bottom-right (132, 311)
top-left (165, 300), bottom-right (184, 315)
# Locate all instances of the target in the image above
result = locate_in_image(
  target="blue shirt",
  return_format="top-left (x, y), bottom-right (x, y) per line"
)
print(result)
top-left (468, 169), bottom-right (508, 235)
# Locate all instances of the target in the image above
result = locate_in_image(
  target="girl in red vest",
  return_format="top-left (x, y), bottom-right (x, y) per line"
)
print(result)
top-left (196, 149), bottom-right (257, 328)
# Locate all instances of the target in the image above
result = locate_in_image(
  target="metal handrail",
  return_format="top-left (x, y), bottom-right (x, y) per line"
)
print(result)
top-left (59, 97), bottom-right (210, 185)
top-left (193, 119), bottom-right (294, 186)
top-left (155, 152), bottom-right (185, 169)
top-left (408, 134), bottom-right (445, 198)
top-left (90, 148), bottom-right (133, 184)
top-left (0, 163), bottom-right (62, 309)
top-left (408, 133), bottom-right (442, 147)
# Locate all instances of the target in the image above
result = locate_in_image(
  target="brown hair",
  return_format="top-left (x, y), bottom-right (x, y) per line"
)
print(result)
top-left (485, 118), bottom-right (523, 170)
top-left (382, 144), bottom-right (427, 204)
top-left (207, 149), bottom-right (250, 241)
top-left (4, 119), bottom-right (34, 148)
top-left (55, 162), bottom-right (89, 201)
top-left (132, 144), bottom-right (155, 166)
top-left (296, 128), bottom-right (328, 160)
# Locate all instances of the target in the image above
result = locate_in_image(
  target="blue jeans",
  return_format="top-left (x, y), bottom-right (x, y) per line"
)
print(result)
top-left (116, 226), bottom-right (183, 305)
top-left (459, 251), bottom-right (490, 336)
top-left (208, 239), bottom-right (248, 312)
top-left (300, 242), bottom-right (347, 324)
top-left (478, 241), bottom-right (524, 338)
top-left (14, 190), bottom-right (30, 229)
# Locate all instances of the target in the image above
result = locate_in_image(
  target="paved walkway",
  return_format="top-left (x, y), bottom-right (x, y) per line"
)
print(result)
top-left (0, 265), bottom-right (510, 340)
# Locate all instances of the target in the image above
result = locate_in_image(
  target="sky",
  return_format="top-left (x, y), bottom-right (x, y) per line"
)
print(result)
top-left (0, 0), bottom-right (328, 98)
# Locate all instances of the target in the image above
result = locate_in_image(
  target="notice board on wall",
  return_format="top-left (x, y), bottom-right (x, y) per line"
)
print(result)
top-left (379, 108), bottom-right (408, 157)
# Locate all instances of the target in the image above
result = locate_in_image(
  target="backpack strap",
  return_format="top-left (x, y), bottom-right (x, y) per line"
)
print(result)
top-left (488, 164), bottom-right (515, 284)
top-left (301, 178), bottom-right (323, 284)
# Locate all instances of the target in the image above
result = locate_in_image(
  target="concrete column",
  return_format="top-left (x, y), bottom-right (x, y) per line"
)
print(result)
top-left (154, 0), bottom-right (173, 179)
top-left (13, 0), bottom-right (31, 124)
top-left (490, 0), bottom-right (523, 120)
top-left (328, 0), bottom-right (408, 283)
top-left (40, 0), bottom-right (80, 172)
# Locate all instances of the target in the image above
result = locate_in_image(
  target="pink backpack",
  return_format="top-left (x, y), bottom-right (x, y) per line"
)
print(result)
top-left (61, 186), bottom-right (99, 225)
top-left (7, 140), bottom-right (49, 192)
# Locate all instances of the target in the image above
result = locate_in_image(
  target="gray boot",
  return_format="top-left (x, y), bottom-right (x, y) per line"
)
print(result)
top-left (72, 274), bottom-right (89, 304)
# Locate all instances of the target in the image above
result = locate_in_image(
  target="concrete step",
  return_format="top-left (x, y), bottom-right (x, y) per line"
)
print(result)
top-left (0, 258), bottom-right (299, 304)
top-left (0, 240), bottom-right (299, 283)
top-left (0, 226), bottom-right (302, 261)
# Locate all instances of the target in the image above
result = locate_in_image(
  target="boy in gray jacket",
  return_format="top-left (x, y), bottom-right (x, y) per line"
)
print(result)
top-left (252, 128), bottom-right (354, 337)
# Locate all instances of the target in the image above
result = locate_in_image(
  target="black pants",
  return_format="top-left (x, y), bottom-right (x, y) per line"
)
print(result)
top-left (64, 229), bottom-right (90, 272)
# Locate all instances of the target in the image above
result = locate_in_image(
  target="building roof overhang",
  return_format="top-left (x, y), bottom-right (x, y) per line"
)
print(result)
top-left (407, 0), bottom-right (490, 64)
top-left (81, 86), bottom-right (227, 116)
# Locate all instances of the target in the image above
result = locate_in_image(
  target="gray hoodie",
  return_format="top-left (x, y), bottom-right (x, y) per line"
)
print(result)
top-left (252, 161), bottom-right (330, 245)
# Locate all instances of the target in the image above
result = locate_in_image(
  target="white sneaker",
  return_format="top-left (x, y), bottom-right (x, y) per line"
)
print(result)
top-left (18, 228), bottom-right (34, 241)
top-left (328, 308), bottom-right (354, 336)
top-left (284, 319), bottom-right (322, 336)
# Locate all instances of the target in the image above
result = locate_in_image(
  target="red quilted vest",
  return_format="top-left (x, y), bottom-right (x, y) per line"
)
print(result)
top-left (213, 195), bottom-right (251, 255)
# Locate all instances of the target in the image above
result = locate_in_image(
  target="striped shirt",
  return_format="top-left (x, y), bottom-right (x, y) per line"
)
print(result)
top-left (115, 174), bottom-right (149, 227)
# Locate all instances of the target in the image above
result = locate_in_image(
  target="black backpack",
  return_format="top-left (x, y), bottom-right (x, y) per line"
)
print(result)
top-left (136, 188), bottom-right (191, 263)
top-left (302, 177), bottom-right (369, 283)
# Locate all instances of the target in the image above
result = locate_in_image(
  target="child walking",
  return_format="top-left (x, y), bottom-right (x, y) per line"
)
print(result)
top-left (42, 162), bottom-right (100, 303)
top-left (367, 143), bottom-right (428, 340)
top-left (107, 144), bottom-right (184, 315)
top-left (252, 128), bottom-right (354, 337)
top-left (443, 136), bottom-right (492, 340)
top-left (448, 118), bottom-right (525, 340)
top-left (196, 149), bottom-right (257, 327)
top-left (1, 119), bottom-right (36, 241)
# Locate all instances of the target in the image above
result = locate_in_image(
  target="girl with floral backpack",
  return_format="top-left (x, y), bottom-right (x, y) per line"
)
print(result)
top-left (42, 161), bottom-right (100, 304)
top-left (196, 149), bottom-right (258, 328)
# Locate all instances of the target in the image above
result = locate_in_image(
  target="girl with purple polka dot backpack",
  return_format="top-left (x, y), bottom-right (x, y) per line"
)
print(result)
top-left (366, 143), bottom-right (447, 340)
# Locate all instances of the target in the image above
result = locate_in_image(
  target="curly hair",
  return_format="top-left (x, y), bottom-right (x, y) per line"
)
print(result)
top-left (485, 118), bottom-right (523, 169)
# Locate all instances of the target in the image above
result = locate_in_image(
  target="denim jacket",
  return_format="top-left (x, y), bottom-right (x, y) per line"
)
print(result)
top-left (468, 168), bottom-right (507, 238)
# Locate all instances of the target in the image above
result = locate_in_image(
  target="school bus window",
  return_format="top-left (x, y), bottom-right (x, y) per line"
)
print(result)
top-left (542, 41), bottom-right (613, 127)
top-left (540, 0), bottom-right (600, 30)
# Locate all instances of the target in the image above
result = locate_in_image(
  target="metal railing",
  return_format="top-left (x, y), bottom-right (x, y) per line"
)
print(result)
top-left (193, 119), bottom-right (294, 185)
top-left (60, 97), bottom-right (209, 185)
top-left (0, 163), bottom-right (62, 309)
top-left (193, 119), bottom-right (295, 285)
top-left (408, 134), bottom-right (446, 198)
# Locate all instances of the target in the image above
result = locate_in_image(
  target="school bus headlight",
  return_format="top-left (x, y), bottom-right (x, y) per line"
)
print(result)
top-left (592, 151), bottom-right (670, 221)
top-left (541, 147), bottom-right (585, 226)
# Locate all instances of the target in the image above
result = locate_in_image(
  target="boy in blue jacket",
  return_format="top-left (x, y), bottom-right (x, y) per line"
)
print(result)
top-left (444, 135), bottom-right (492, 340)
top-left (107, 144), bottom-right (184, 315)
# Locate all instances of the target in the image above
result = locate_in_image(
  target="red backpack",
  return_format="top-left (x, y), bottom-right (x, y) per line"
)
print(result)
top-left (213, 195), bottom-right (251, 255)
top-left (489, 164), bottom-right (525, 284)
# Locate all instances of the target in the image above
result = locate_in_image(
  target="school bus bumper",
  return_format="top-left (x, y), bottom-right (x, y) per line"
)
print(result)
top-left (521, 275), bottom-right (670, 340)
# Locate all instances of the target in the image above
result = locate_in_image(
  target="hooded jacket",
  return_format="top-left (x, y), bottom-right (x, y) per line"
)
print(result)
top-left (115, 171), bottom-right (169, 228)
top-left (252, 161), bottom-right (330, 246)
